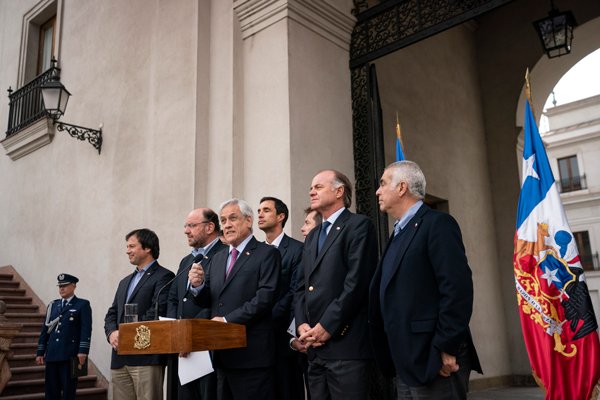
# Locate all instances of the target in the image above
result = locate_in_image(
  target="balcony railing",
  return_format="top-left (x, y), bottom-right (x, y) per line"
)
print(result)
top-left (6, 67), bottom-right (59, 137)
top-left (557, 174), bottom-right (587, 193)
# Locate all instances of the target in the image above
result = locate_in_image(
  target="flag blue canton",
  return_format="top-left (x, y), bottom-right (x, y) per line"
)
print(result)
top-left (516, 100), bottom-right (556, 229)
top-left (395, 138), bottom-right (405, 161)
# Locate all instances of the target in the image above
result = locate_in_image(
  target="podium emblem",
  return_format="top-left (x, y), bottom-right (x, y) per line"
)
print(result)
top-left (134, 325), bottom-right (151, 349)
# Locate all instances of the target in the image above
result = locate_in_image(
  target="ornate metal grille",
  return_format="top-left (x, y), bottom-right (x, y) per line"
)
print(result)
top-left (6, 67), bottom-right (59, 137)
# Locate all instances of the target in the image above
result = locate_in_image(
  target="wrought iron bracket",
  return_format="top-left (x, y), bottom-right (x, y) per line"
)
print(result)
top-left (55, 121), bottom-right (103, 154)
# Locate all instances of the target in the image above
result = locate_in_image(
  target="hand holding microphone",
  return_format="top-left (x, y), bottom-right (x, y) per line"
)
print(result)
top-left (188, 263), bottom-right (205, 288)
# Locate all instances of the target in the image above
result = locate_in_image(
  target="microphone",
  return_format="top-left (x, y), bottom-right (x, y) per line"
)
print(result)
top-left (153, 255), bottom-right (205, 320)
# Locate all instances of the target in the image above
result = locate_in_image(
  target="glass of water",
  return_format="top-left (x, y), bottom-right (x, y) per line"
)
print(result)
top-left (124, 303), bottom-right (138, 323)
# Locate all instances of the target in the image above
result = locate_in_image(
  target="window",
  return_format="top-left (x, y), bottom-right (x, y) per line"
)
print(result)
top-left (17, 0), bottom-right (62, 86)
top-left (1, 0), bottom-right (62, 160)
top-left (37, 16), bottom-right (56, 75)
top-left (557, 155), bottom-right (584, 193)
top-left (573, 231), bottom-right (596, 271)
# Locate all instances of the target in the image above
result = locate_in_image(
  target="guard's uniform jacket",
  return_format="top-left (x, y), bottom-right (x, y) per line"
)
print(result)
top-left (37, 296), bottom-right (92, 362)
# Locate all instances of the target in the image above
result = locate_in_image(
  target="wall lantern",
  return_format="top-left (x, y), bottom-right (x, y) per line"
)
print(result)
top-left (40, 60), bottom-right (102, 154)
top-left (533, 1), bottom-right (577, 59)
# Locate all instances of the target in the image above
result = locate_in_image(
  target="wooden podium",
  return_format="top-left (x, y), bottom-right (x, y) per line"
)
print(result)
top-left (117, 319), bottom-right (246, 355)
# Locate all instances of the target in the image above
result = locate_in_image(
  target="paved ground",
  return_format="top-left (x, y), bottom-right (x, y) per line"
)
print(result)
top-left (469, 386), bottom-right (545, 399)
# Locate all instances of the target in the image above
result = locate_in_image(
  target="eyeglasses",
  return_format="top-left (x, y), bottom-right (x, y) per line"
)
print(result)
top-left (184, 221), bottom-right (211, 229)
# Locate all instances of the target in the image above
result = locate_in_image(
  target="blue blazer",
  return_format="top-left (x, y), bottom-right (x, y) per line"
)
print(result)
top-left (294, 209), bottom-right (378, 360)
top-left (194, 236), bottom-right (281, 369)
top-left (37, 296), bottom-right (92, 362)
top-left (103, 261), bottom-right (175, 369)
top-left (369, 204), bottom-right (482, 386)
top-left (272, 234), bottom-right (303, 356)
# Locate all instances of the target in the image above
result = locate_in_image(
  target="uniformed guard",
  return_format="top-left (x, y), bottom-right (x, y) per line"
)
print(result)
top-left (36, 273), bottom-right (92, 400)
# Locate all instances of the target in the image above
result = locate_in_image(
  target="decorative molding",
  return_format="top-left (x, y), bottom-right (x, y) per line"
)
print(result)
top-left (233, 0), bottom-right (355, 50)
top-left (1, 118), bottom-right (54, 161)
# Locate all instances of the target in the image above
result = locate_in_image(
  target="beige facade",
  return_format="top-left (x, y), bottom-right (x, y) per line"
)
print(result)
top-left (1, 0), bottom-right (600, 390)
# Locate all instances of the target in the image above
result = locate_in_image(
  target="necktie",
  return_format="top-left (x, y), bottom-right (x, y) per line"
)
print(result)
top-left (61, 299), bottom-right (66, 309)
top-left (393, 220), bottom-right (402, 237)
top-left (226, 248), bottom-right (239, 278)
top-left (317, 221), bottom-right (332, 253)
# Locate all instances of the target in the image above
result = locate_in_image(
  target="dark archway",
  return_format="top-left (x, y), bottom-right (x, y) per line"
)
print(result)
top-left (349, 0), bottom-right (513, 248)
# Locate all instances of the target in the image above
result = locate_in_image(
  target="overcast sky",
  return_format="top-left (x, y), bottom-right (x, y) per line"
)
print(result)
top-left (539, 48), bottom-right (600, 132)
top-left (543, 48), bottom-right (600, 110)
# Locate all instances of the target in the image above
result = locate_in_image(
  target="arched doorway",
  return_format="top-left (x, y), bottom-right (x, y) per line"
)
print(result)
top-left (349, 0), bottom-right (600, 392)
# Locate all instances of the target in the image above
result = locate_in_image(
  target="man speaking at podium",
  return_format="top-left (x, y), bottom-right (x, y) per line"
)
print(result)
top-left (189, 198), bottom-right (281, 400)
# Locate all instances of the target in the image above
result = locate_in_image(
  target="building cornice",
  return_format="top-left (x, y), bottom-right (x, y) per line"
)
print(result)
top-left (233, 0), bottom-right (355, 50)
top-left (544, 93), bottom-right (600, 117)
top-left (542, 117), bottom-right (600, 147)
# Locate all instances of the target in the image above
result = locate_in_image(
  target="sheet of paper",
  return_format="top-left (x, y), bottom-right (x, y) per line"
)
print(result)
top-left (178, 351), bottom-right (214, 385)
top-left (287, 317), bottom-right (296, 337)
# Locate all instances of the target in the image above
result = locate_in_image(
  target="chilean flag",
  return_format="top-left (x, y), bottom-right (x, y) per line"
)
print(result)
top-left (514, 99), bottom-right (600, 399)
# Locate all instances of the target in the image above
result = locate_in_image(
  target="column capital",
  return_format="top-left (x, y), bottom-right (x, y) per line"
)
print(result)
top-left (233, 0), bottom-right (355, 50)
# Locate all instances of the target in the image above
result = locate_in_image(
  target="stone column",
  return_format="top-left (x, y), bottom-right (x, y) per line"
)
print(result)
top-left (232, 0), bottom-right (355, 237)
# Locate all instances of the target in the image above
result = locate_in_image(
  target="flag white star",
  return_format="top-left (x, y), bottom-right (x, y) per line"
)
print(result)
top-left (522, 154), bottom-right (539, 184)
top-left (540, 266), bottom-right (560, 287)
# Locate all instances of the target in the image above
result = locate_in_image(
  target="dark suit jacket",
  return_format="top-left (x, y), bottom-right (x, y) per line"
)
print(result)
top-left (369, 204), bottom-right (482, 386)
top-left (166, 240), bottom-right (227, 319)
top-left (37, 296), bottom-right (92, 362)
top-left (104, 261), bottom-right (175, 369)
top-left (194, 236), bottom-right (281, 369)
top-left (271, 234), bottom-right (303, 356)
top-left (294, 208), bottom-right (378, 360)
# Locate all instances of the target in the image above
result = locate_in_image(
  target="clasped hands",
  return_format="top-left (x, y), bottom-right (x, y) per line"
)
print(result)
top-left (296, 322), bottom-right (331, 350)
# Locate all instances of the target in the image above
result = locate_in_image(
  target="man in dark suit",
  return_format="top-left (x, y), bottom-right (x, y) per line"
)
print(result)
top-left (36, 273), bottom-right (92, 400)
top-left (166, 207), bottom-right (226, 400)
top-left (257, 196), bottom-right (305, 400)
top-left (189, 198), bottom-right (281, 400)
top-left (370, 161), bottom-right (482, 400)
top-left (295, 169), bottom-right (378, 400)
top-left (104, 228), bottom-right (175, 400)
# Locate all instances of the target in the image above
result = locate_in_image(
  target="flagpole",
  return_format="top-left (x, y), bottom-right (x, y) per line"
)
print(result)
top-left (525, 68), bottom-right (537, 120)
top-left (395, 111), bottom-right (406, 161)
top-left (395, 112), bottom-right (404, 150)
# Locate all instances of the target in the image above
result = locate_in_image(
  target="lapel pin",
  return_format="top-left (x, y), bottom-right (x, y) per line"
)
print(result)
top-left (336, 227), bottom-right (341, 230)
top-left (245, 251), bottom-right (250, 256)
top-left (414, 222), bottom-right (418, 228)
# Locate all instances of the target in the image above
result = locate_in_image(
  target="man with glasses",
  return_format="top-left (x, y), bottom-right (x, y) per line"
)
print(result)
top-left (167, 208), bottom-right (227, 399)
top-left (36, 273), bottom-right (92, 400)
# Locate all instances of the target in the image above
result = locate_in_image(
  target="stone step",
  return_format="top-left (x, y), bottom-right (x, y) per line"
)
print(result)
top-left (0, 272), bottom-right (14, 280)
top-left (0, 280), bottom-right (19, 288)
top-left (4, 312), bottom-right (45, 323)
top-left (2, 375), bottom-right (99, 396)
top-left (0, 288), bottom-right (25, 296)
top-left (9, 342), bottom-right (37, 356)
top-left (7, 353), bottom-right (36, 368)
top-left (8, 365), bottom-right (45, 381)
top-left (12, 331), bottom-right (39, 344)
top-left (0, 295), bottom-right (33, 304)
top-left (6, 304), bottom-right (39, 313)
top-left (0, 387), bottom-right (108, 400)
top-left (12, 322), bottom-right (42, 333)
